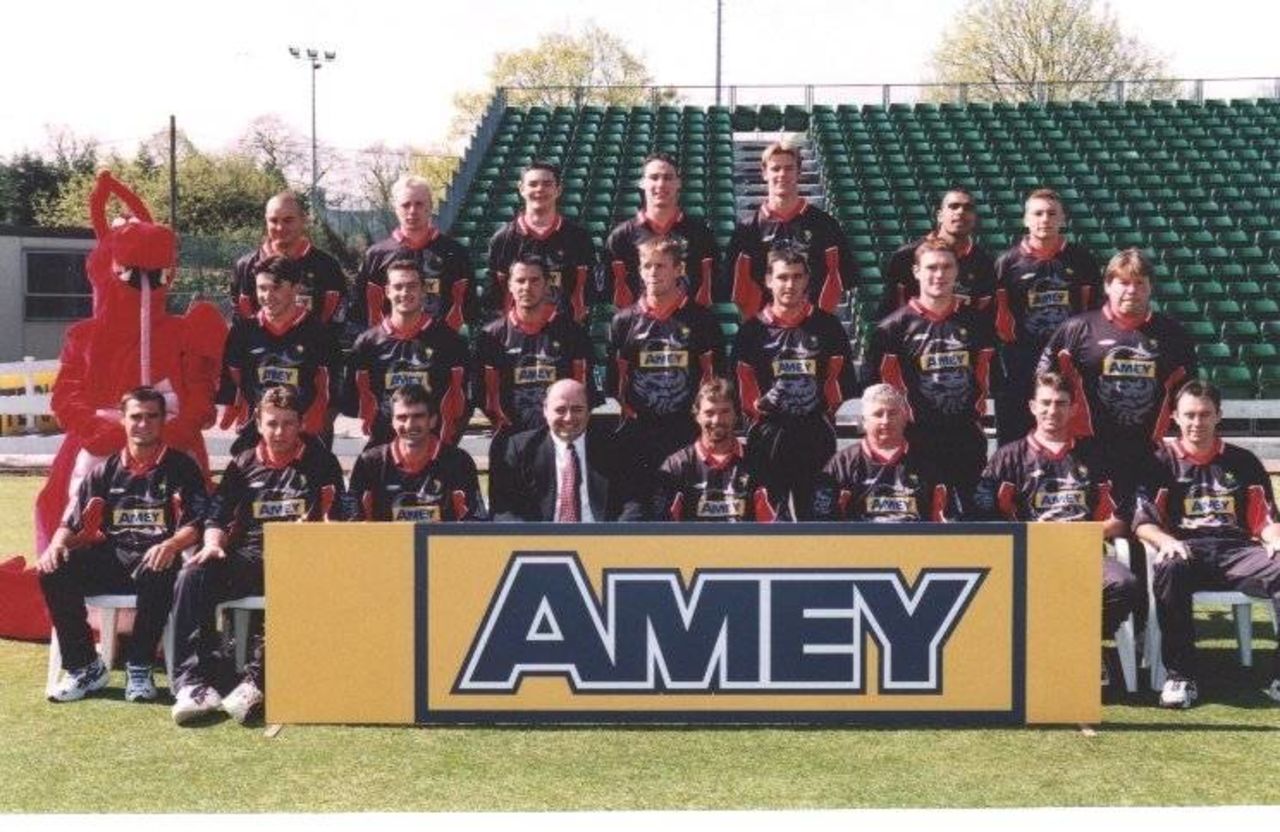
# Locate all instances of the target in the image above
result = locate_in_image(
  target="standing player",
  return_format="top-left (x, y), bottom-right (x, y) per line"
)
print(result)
top-left (487, 161), bottom-right (598, 323)
top-left (992, 188), bottom-right (1101, 444)
top-left (347, 384), bottom-right (487, 522)
top-left (38, 387), bottom-right (207, 703)
top-left (878, 188), bottom-right (996, 323)
top-left (652, 378), bottom-right (777, 522)
top-left (170, 387), bottom-right (346, 726)
top-left (1133, 380), bottom-right (1280, 708)
top-left (720, 139), bottom-right (854, 319)
top-left (344, 258), bottom-right (471, 448)
top-left (809, 384), bottom-right (955, 522)
top-left (733, 247), bottom-right (854, 517)
top-left (971, 371), bottom-right (1141, 642)
top-left (219, 256), bottom-right (341, 454)
top-left (607, 237), bottom-right (725, 491)
top-left (604, 152), bottom-right (718, 308)
top-left (1039, 248), bottom-right (1196, 485)
top-left (230, 191), bottom-right (348, 326)
top-left (350, 174), bottom-right (474, 332)
top-left (864, 241), bottom-right (995, 501)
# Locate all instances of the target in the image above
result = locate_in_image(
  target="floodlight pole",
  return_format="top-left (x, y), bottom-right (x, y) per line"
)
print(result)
top-left (715, 0), bottom-right (723, 106)
top-left (289, 46), bottom-right (337, 212)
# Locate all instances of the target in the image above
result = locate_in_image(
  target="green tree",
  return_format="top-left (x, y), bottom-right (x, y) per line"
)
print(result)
top-left (2, 154), bottom-right (67, 227)
top-left (929, 0), bottom-right (1174, 102)
top-left (450, 22), bottom-right (676, 141)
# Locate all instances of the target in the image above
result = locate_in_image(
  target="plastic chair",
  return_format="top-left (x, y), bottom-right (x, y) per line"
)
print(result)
top-left (46, 595), bottom-right (176, 697)
top-left (215, 595), bottom-right (266, 672)
top-left (1109, 539), bottom-right (1139, 693)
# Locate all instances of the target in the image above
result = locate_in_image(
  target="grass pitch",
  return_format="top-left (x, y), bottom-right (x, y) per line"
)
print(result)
top-left (0, 475), bottom-right (1277, 812)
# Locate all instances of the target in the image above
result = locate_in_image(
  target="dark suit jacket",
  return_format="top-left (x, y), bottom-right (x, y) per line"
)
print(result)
top-left (490, 425), bottom-right (646, 522)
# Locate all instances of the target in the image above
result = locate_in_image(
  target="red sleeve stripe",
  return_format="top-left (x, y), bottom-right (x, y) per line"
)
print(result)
top-left (731, 253), bottom-right (762, 319)
top-left (1151, 366), bottom-right (1187, 444)
top-left (611, 261), bottom-right (633, 309)
top-left (753, 487), bottom-right (777, 522)
top-left (1095, 481), bottom-right (1116, 522)
top-left (996, 481), bottom-right (1017, 520)
top-left (571, 266), bottom-right (588, 322)
top-left (995, 287), bottom-right (1014, 343)
top-left (736, 362), bottom-right (762, 423)
top-left (696, 258), bottom-right (713, 307)
top-left (1246, 484), bottom-right (1275, 537)
top-left (366, 283), bottom-right (386, 327)
top-left (451, 490), bottom-right (469, 521)
top-left (931, 484), bottom-right (948, 522)
top-left (818, 246), bottom-right (843, 313)
top-left (669, 493), bottom-right (684, 521)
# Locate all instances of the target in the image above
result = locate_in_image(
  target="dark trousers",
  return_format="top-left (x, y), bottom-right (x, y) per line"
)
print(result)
top-left (905, 421), bottom-right (988, 508)
top-left (39, 544), bottom-right (179, 671)
top-left (170, 552), bottom-right (265, 693)
top-left (746, 413), bottom-right (836, 520)
top-left (1152, 537), bottom-right (1280, 680)
top-left (1102, 555), bottom-right (1142, 638)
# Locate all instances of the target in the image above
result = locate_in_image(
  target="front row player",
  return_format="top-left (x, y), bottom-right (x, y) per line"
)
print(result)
top-left (170, 386), bottom-right (345, 726)
top-left (809, 384), bottom-right (955, 522)
top-left (348, 384), bottom-right (487, 522)
top-left (39, 387), bottom-right (208, 702)
top-left (972, 372), bottom-right (1141, 641)
top-left (1133, 380), bottom-right (1280, 708)
top-left (652, 378), bottom-right (777, 522)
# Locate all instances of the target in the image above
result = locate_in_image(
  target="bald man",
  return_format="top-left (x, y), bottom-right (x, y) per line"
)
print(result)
top-left (489, 379), bottom-right (645, 522)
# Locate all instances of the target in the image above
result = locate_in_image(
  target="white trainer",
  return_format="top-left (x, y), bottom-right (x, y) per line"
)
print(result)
top-left (1159, 678), bottom-right (1198, 709)
top-left (171, 684), bottom-right (223, 725)
top-left (221, 679), bottom-right (264, 725)
top-left (48, 657), bottom-right (108, 703)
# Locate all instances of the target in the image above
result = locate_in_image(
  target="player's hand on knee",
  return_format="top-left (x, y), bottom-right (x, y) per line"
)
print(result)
top-left (1265, 540), bottom-right (1280, 560)
top-left (190, 544), bottom-right (227, 566)
top-left (36, 543), bottom-right (70, 574)
top-left (140, 541), bottom-right (179, 572)
top-left (1156, 540), bottom-right (1190, 562)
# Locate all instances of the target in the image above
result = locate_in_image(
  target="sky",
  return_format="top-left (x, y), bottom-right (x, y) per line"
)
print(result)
top-left (3, 0), bottom-right (1279, 162)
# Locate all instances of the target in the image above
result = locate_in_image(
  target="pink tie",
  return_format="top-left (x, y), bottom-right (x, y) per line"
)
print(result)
top-left (556, 443), bottom-right (580, 522)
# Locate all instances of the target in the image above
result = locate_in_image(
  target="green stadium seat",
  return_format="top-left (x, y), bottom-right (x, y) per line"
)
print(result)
top-left (1257, 365), bottom-right (1280, 397)
top-left (1182, 321), bottom-right (1218, 343)
top-left (1208, 366), bottom-right (1256, 398)
top-left (1203, 299), bottom-right (1244, 321)
top-left (1220, 320), bottom-right (1261, 342)
top-left (1239, 343), bottom-right (1280, 366)
top-left (1244, 298), bottom-right (1280, 318)
top-left (1195, 343), bottom-right (1233, 366)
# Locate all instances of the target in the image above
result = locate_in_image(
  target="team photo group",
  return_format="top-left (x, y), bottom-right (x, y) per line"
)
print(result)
top-left (36, 138), bottom-right (1280, 727)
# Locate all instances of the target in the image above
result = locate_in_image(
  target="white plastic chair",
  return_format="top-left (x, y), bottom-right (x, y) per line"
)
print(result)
top-left (214, 595), bottom-right (265, 672)
top-left (45, 595), bottom-right (176, 697)
top-left (1107, 538), bottom-right (1139, 693)
top-left (1142, 541), bottom-right (1280, 690)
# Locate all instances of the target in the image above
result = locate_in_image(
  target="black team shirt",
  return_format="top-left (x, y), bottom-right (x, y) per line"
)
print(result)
top-left (487, 214), bottom-right (598, 322)
top-left (864, 299), bottom-right (995, 431)
top-left (810, 441), bottom-right (952, 522)
top-left (607, 294), bottom-right (725, 423)
top-left (720, 200), bottom-right (855, 318)
top-left (206, 437), bottom-right (345, 560)
top-left (972, 435), bottom-right (1119, 523)
top-left (879, 237), bottom-right (997, 323)
top-left (344, 316), bottom-right (472, 445)
top-left (733, 303), bottom-right (853, 423)
top-left (654, 440), bottom-right (776, 522)
top-left (347, 438), bottom-right (487, 522)
top-left (220, 308), bottom-right (341, 436)
top-left (351, 229), bottom-right (475, 332)
top-left (475, 307), bottom-right (595, 433)
top-left (993, 238), bottom-right (1102, 369)
top-left (231, 241), bottom-right (348, 324)
top-left (604, 211), bottom-right (719, 308)
top-left (1133, 440), bottom-right (1280, 543)
top-left (1038, 306), bottom-right (1196, 450)
top-left (62, 446), bottom-right (208, 564)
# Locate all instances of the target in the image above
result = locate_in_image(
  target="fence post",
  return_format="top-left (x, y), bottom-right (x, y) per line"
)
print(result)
top-left (881, 84), bottom-right (890, 108)
top-left (1194, 79), bottom-right (1205, 103)
top-left (23, 356), bottom-right (36, 431)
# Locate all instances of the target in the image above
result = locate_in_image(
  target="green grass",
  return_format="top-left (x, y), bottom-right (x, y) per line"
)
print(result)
top-left (1, 476), bottom-right (1278, 812)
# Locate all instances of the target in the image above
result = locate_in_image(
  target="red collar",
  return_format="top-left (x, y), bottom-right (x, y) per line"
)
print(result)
top-left (392, 435), bottom-right (441, 474)
top-left (1027, 432), bottom-right (1075, 461)
top-left (261, 238), bottom-right (312, 260)
top-left (694, 438), bottom-right (743, 469)
top-left (1020, 236), bottom-right (1068, 261)
top-left (761, 198), bottom-right (807, 223)
top-left (256, 440), bottom-right (305, 470)
top-left (380, 314), bottom-right (433, 340)
top-left (516, 213), bottom-right (562, 241)
top-left (1103, 303), bottom-right (1152, 331)
top-left (257, 305), bottom-right (308, 336)
top-left (951, 236), bottom-right (974, 259)
top-left (639, 209), bottom-right (683, 236)
top-left (861, 439), bottom-right (908, 466)
top-left (121, 444), bottom-right (167, 475)
top-left (392, 226), bottom-right (439, 250)
top-left (508, 304), bottom-right (556, 335)
top-left (1173, 438), bottom-right (1224, 465)
top-left (762, 302), bottom-right (813, 327)
top-left (639, 291), bottom-right (687, 321)
top-left (908, 297), bottom-right (959, 323)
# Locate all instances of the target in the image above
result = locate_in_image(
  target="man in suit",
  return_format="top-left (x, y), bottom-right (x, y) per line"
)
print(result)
top-left (489, 379), bottom-right (645, 522)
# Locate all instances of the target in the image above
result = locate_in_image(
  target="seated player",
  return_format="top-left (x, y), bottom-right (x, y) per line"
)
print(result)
top-left (652, 378), bottom-right (778, 522)
top-left (347, 384), bottom-right (487, 522)
top-left (607, 237), bottom-right (724, 493)
top-left (489, 379), bottom-right (645, 522)
top-left (809, 384), bottom-right (955, 522)
top-left (733, 246), bottom-right (854, 517)
top-left (971, 371), bottom-right (1141, 645)
top-left (344, 257), bottom-right (471, 448)
top-left (864, 240), bottom-right (995, 503)
top-left (1133, 380), bottom-right (1280, 709)
top-left (170, 386), bottom-right (345, 726)
top-left (38, 387), bottom-right (207, 702)
top-left (219, 255), bottom-right (340, 454)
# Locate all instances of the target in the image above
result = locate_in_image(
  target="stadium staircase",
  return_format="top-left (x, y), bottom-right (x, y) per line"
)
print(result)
top-left (442, 97), bottom-right (1280, 401)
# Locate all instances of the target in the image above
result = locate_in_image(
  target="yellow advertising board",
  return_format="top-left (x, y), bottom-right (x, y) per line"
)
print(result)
top-left (266, 522), bottom-right (1100, 725)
